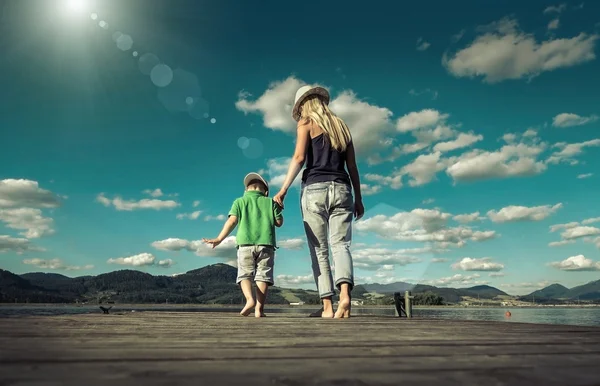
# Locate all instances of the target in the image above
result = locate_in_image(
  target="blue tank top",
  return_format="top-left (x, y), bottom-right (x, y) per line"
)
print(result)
top-left (301, 133), bottom-right (351, 186)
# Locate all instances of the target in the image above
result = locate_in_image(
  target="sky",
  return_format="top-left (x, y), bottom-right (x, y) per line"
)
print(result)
top-left (1, 0), bottom-right (600, 296)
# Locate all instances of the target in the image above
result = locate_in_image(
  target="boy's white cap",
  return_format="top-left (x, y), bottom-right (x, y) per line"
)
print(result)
top-left (243, 172), bottom-right (269, 195)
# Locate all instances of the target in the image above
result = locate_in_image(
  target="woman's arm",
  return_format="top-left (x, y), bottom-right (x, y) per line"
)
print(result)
top-left (279, 122), bottom-right (310, 193)
top-left (346, 141), bottom-right (362, 202)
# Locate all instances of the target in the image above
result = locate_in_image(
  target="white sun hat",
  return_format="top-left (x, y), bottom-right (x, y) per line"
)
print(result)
top-left (292, 85), bottom-right (330, 121)
top-left (243, 172), bottom-right (269, 195)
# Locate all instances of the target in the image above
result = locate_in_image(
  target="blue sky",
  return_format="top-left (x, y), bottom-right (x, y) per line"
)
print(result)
top-left (1, 0), bottom-right (600, 296)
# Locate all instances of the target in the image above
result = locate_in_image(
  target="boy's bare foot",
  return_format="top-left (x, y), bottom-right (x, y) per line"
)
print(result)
top-left (334, 297), bottom-right (351, 319)
top-left (240, 300), bottom-right (255, 316)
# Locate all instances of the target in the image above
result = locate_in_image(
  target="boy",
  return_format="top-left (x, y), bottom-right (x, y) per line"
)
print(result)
top-left (202, 172), bottom-right (283, 318)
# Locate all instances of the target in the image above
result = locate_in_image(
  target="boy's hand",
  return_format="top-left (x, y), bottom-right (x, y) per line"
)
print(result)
top-left (202, 237), bottom-right (222, 248)
top-left (354, 199), bottom-right (365, 221)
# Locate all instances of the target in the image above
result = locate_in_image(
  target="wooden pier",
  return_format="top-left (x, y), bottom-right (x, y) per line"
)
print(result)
top-left (1, 310), bottom-right (600, 385)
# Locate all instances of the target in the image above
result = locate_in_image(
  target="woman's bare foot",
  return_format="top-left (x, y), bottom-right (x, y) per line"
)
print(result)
top-left (255, 306), bottom-right (266, 318)
top-left (240, 300), bottom-right (255, 316)
top-left (334, 297), bottom-right (351, 319)
top-left (321, 309), bottom-right (334, 318)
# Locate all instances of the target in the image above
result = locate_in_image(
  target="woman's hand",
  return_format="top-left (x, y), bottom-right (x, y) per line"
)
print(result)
top-left (354, 199), bottom-right (365, 221)
top-left (273, 189), bottom-right (287, 209)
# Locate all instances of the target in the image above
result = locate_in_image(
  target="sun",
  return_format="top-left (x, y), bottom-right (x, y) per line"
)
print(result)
top-left (64, 0), bottom-right (89, 15)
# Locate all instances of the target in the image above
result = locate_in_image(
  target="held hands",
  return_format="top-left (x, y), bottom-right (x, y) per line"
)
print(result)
top-left (273, 189), bottom-right (287, 209)
top-left (202, 237), bottom-right (222, 249)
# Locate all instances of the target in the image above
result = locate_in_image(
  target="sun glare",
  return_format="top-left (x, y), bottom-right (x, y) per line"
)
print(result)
top-left (64, 0), bottom-right (89, 15)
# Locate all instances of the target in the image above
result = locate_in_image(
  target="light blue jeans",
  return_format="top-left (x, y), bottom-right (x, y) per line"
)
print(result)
top-left (300, 181), bottom-right (354, 298)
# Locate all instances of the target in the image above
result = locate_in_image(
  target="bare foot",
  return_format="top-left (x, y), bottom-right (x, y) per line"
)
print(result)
top-left (321, 308), bottom-right (334, 318)
top-left (334, 297), bottom-right (351, 319)
top-left (255, 307), bottom-right (266, 318)
top-left (240, 300), bottom-right (255, 316)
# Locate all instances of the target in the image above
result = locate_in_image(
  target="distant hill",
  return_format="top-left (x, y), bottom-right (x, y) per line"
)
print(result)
top-left (525, 284), bottom-right (570, 299)
top-left (522, 280), bottom-right (600, 302)
top-left (362, 282), bottom-right (508, 303)
top-left (3, 265), bottom-right (599, 304)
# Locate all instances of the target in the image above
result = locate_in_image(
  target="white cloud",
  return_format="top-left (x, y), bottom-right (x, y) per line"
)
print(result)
top-left (577, 173), bottom-right (593, 179)
top-left (546, 139), bottom-right (600, 165)
top-left (0, 208), bottom-right (55, 238)
top-left (416, 37), bottom-right (431, 51)
top-left (192, 200), bottom-right (201, 208)
top-left (549, 217), bottom-right (600, 248)
top-left (204, 214), bottom-right (227, 221)
top-left (22, 258), bottom-right (94, 271)
top-left (432, 257), bottom-right (449, 263)
top-left (157, 258), bottom-right (175, 268)
top-left (421, 273), bottom-right (486, 287)
top-left (107, 253), bottom-right (156, 267)
top-left (143, 188), bottom-right (164, 197)
top-left (276, 274), bottom-right (314, 287)
top-left (433, 133), bottom-right (484, 153)
top-left (561, 226), bottom-right (600, 240)
top-left (0, 235), bottom-right (44, 254)
top-left (443, 17), bottom-right (598, 83)
top-left (96, 193), bottom-right (180, 211)
top-left (422, 198), bottom-right (435, 204)
top-left (353, 247), bottom-right (422, 270)
top-left (543, 4), bottom-right (567, 14)
top-left (446, 143), bottom-right (548, 182)
top-left (278, 238), bottom-right (304, 250)
top-left (548, 240), bottom-right (575, 247)
top-left (364, 173), bottom-right (403, 190)
top-left (453, 212), bottom-right (481, 224)
top-left (259, 157), bottom-right (302, 190)
top-left (360, 183), bottom-right (382, 196)
top-left (549, 255), bottom-right (600, 271)
top-left (487, 203), bottom-right (562, 223)
top-left (402, 152), bottom-right (450, 187)
top-left (236, 76), bottom-right (396, 155)
top-left (552, 113), bottom-right (598, 128)
top-left (151, 236), bottom-right (237, 258)
top-left (0, 179), bottom-right (61, 208)
top-left (451, 257), bottom-right (504, 272)
top-left (489, 272), bottom-right (505, 278)
top-left (396, 109), bottom-right (448, 132)
top-left (176, 211), bottom-right (202, 220)
top-left (355, 209), bottom-right (497, 248)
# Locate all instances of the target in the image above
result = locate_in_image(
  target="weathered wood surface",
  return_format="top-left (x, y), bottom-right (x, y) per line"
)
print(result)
top-left (1, 311), bottom-right (600, 386)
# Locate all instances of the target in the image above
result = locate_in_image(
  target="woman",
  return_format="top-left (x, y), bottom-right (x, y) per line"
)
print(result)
top-left (273, 85), bottom-right (364, 318)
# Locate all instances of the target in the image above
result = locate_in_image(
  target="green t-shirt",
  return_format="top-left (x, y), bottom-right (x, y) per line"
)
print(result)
top-left (228, 190), bottom-right (283, 247)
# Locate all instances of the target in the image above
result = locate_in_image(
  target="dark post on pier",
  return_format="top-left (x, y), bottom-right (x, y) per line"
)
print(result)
top-left (394, 290), bottom-right (414, 318)
top-left (1, 310), bottom-right (600, 385)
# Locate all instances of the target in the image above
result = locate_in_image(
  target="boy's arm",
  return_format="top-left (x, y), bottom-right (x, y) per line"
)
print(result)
top-left (274, 201), bottom-right (284, 227)
top-left (203, 200), bottom-right (240, 248)
top-left (203, 216), bottom-right (238, 248)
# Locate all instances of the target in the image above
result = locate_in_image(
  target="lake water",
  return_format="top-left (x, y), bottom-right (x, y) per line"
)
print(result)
top-left (1, 304), bottom-right (599, 327)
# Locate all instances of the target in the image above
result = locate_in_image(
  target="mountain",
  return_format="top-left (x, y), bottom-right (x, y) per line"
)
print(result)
top-left (4, 265), bottom-right (600, 304)
top-left (361, 282), bottom-right (508, 303)
top-left (564, 280), bottom-right (600, 300)
top-left (525, 284), bottom-right (570, 299)
top-left (465, 285), bottom-right (509, 298)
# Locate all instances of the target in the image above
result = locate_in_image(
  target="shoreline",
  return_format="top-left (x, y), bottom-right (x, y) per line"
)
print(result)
top-left (1, 303), bottom-right (599, 309)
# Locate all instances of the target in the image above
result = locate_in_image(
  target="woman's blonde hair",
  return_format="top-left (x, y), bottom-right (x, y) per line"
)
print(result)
top-left (299, 96), bottom-right (352, 152)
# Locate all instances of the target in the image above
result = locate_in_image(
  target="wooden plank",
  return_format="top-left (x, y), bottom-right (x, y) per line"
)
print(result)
top-left (1, 312), bottom-right (599, 385)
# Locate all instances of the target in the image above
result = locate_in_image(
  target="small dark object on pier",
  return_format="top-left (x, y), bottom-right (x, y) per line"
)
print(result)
top-left (99, 306), bottom-right (113, 314)
top-left (394, 291), bottom-right (414, 318)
